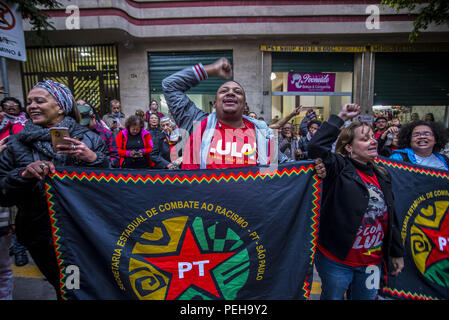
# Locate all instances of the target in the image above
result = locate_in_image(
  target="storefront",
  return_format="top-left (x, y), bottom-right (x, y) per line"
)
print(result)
top-left (372, 45), bottom-right (449, 126)
top-left (148, 50), bottom-right (233, 115)
top-left (263, 44), bottom-right (449, 130)
top-left (264, 46), bottom-right (364, 130)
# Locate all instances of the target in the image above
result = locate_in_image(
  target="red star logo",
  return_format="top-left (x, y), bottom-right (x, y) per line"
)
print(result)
top-left (145, 227), bottom-right (236, 300)
top-left (420, 210), bottom-right (449, 269)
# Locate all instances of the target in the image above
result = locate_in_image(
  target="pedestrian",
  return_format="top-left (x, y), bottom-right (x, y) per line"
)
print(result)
top-left (0, 104), bottom-right (23, 143)
top-left (308, 103), bottom-right (404, 300)
top-left (377, 126), bottom-right (400, 158)
top-left (0, 97), bottom-right (28, 126)
top-left (0, 203), bottom-right (13, 300)
top-left (79, 103), bottom-right (120, 168)
top-left (102, 99), bottom-right (125, 137)
top-left (0, 103), bottom-right (28, 267)
top-left (0, 80), bottom-right (109, 298)
top-left (373, 116), bottom-right (388, 139)
top-left (162, 57), bottom-right (293, 169)
top-left (147, 113), bottom-right (161, 133)
top-left (278, 122), bottom-right (298, 161)
top-left (299, 108), bottom-right (317, 137)
top-left (424, 112), bottom-right (434, 122)
top-left (150, 116), bottom-right (182, 169)
top-left (297, 119), bottom-right (321, 160)
top-left (144, 100), bottom-right (164, 126)
top-left (248, 112), bottom-right (257, 119)
top-left (269, 106), bottom-right (301, 130)
top-left (389, 120), bottom-right (449, 170)
top-left (116, 115), bottom-right (154, 169)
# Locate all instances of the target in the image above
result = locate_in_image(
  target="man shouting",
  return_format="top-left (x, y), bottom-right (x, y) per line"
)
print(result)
top-left (162, 57), bottom-right (325, 178)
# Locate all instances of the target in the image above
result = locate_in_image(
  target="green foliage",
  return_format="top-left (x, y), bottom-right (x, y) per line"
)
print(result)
top-left (14, 0), bottom-right (62, 45)
top-left (381, 0), bottom-right (449, 42)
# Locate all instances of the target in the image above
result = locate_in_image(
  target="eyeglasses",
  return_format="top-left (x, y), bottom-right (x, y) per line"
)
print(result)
top-left (411, 131), bottom-right (433, 138)
top-left (2, 103), bottom-right (19, 107)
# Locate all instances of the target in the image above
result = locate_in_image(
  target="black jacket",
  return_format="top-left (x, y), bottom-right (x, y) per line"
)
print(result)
top-left (150, 130), bottom-right (183, 169)
top-left (0, 121), bottom-right (109, 248)
top-left (308, 115), bottom-right (404, 269)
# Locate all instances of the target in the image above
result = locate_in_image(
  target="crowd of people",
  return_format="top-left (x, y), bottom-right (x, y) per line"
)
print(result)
top-left (0, 56), bottom-right (448, 300)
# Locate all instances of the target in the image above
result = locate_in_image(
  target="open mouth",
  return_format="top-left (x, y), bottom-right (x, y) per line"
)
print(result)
top-left (416, 140), bottom-right (429, 146)
top-left (223, 97), bottom-right (237, 105)
top-left (29, 111), bottom-right (43, 119)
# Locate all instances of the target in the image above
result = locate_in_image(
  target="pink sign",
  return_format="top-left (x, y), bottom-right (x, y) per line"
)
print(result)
top-left (287, 72), bottom-right (335, 92)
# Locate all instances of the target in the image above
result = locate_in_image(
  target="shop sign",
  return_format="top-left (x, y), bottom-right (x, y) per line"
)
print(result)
top-left (357, 115), bottom-right (374, 123)
top-left (260, 45), bottom-right (366, 53)
top-left (0, 1), bottom-right (26, 61)
top-left (288, 72), bottom-right (335, 92)
top-left (370, 44), bottom-right (449, 52)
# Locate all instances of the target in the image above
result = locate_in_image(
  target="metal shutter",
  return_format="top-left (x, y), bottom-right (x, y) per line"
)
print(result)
top-left (148, 51), bottom-right (233, 95)
top-left (374, 53), bottom-right (449, 106)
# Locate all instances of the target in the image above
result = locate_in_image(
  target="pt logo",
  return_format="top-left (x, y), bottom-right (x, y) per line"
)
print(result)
top-left (127, 216), bottom-right (250, 300)
top-left (407, 196), bottom-right (449, 289)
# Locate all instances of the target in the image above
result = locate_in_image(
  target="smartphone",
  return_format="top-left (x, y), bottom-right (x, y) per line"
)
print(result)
top-left (50, 127), bottom-right (71, 151)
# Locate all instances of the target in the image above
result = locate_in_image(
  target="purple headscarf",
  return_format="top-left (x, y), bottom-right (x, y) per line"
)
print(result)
top-left (33, 80), bottom-right (75, 115)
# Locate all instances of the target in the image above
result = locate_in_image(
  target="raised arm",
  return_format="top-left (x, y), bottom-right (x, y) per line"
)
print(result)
top-left (162, 65), bottom-right (208, 134)
top-left (308, 104), bottom-right (361, 177)
top-left (269, 106), bottom-right (301, 129)
top-left (162, 58), bottom-right (233, 135)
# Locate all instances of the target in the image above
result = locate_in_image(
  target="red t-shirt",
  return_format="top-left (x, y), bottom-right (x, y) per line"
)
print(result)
top-left (319, 170), bottom-right (389, 267)
top-left (182, 118), bottom-right (258, 169)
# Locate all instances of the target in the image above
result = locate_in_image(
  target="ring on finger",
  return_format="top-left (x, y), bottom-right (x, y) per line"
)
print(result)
top-left (71, 143), bottom-right (77, 151)
top-left (39, 162), bottom-right (47, 169)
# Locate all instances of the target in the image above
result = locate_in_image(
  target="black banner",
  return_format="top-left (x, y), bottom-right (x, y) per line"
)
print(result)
top-left (45, 162), bottom-right (321, 300)
top-left (378, 158), bottom-right (449, 300)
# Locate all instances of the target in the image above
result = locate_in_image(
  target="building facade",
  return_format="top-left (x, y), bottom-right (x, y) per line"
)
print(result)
top-left (3, 0), bottom-right (449, 126)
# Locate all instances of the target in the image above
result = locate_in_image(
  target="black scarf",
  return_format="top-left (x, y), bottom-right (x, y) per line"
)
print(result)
top-left (17, 117), bottom-right (77, 162)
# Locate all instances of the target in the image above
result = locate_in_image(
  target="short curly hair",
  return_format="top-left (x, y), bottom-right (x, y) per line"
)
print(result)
top-left (125, 115), bottom-right (145, 131)
top-left (397, 120), bottom-right (449, 152)
top-left (0, 96), bottom-right (23, 112)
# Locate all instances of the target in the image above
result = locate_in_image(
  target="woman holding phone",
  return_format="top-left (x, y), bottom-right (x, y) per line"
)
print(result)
top-left (116, 115), bottom-right (154, 169)
top-left (0, 80), bottom-right (108, 298)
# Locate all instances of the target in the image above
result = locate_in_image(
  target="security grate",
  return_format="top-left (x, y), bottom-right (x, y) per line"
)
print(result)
top-left (21, 44), bottom-right (120, 116)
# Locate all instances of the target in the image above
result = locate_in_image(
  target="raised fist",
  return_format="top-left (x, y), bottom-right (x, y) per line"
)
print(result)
top-left (338, 104), bottom-right (361, 121)
top-left (204, 58), bottom-right (233, 79)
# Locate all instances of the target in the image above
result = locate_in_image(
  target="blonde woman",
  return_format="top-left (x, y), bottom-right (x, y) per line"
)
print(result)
top-left (308, 104), bottom-right (404, 300)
